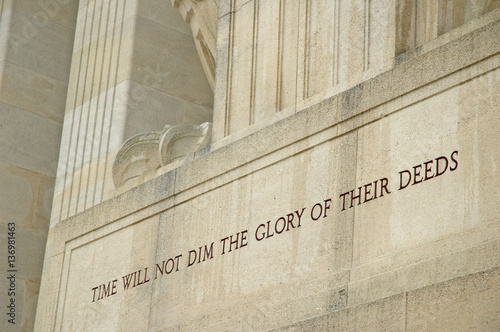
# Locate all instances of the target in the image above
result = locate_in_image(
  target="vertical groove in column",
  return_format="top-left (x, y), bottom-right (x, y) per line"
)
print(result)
top-left (293, 0), bottom-right (301, 112)
top-left (0, 0), bottom-right (5, 28)
top-left (100, 0), bottom-right (127, 201)
top-left (332, 0), bottom-right (340, 86)
top-left (69, 0), bottom-right (97, 217)
top-left (414, 0), bottom-right (418, 48)
top-left (78, 0), bottom-right (105, 213)
top-left (59, 3), bottom-right (91, 221)
top-left (92, 0), bottom-right (115, 206)
top-left (276, 0), bottom-right (284, 112)
top-left (303, 0), bottom-right (311, 100)
top-left (405, 291), bottom-right (409, 330)
top-left (86, 0), bottom-right (111, 209)
top-left (59, 0), bottom-right (127, 220)
top-left (249, 0), bottom-right (259, 125)
top-left (363, 0), bottom-right (371, 72)
top-left (224, 0), bottom-right (236, 137)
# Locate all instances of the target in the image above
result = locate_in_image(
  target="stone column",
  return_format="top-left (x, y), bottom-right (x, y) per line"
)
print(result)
top-left (396, 0), bottom-right (500, 55)
top-left (212, 0), bottom-right (395, 142)
top-left (0, 0), bottom-right (78, 331)
top-left (50, 0), bottom-right (213, 225)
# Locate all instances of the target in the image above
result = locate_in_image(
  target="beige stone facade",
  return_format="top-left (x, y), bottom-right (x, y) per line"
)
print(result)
top-left (0, 0), bottom-right (499, 331)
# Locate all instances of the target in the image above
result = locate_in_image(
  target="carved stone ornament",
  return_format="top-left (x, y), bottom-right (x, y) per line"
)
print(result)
top-left (159, 122), bottom-right (212, 166)
top-left (113, 122), bottom-right (212, 188)
top-left (112, 132), bottom-right (162, 188)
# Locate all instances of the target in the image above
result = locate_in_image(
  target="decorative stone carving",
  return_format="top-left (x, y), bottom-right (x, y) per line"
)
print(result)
top-left (113, 123), bottom-right (212, 188)
top-left (112, 132), bottom-right (163, 188)
top-left (159, 122), bottom-right (212, 166)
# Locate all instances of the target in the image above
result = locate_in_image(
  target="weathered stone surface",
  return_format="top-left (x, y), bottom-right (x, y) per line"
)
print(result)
top-left (0, 3), bottom-right (76, 332)
top-left (407, 268), bottom-right (500, 331)
top-left (0, 102), bottom-right (62, 178)
top-left (159, 122), bottom-right (212, 166)
top-left (39, 37), bottom-right (500, 331)
top-left (148, 132), bottom-right (355, 330)
top-left (6, 0), bottom-right (79, 30)
top-left (274, 293), bottom-right (406, 332)
top-left (58, 215), bottom-right (159, 331)
top-left (132, 14), bottom-right (213, 108)
top-left (5, 8), bottom-right (75, 82)
top-left (0, 62), bottom-right (67, 123)
top-left (0, 0), bottom-right (493, 331)
top-left (112, 131), bottom-right (162, 188)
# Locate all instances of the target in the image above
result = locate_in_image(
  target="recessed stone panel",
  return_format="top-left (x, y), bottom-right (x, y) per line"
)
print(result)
top-left (59, 215), bottom-right (159, 331)
top-left (149, 132), bottom-right (356, 330)
top-left (352, 67), bottom-right (500, 270)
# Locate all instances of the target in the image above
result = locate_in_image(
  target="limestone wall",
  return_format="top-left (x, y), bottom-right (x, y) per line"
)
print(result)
top-left (35, 14), bottom-right (500, 330)
top-left (0, 1), bottom-right (77, 331)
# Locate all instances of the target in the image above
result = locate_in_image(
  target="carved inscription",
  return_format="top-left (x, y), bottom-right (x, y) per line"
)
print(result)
top-left (90, 150), bottom-right (459, 302)
top-left (339, 150), bottom-right (459, 210)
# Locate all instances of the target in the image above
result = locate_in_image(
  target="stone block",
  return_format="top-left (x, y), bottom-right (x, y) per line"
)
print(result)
top-left (251, 0), bottom-right (283, 122)
top-left (16, 229), bottom-right (48, 282)
top-left (0, 62), bottom-right (67, 122)
top-left (352, 66), bottom-right (500, 268)
top-left (6, 8), bottom-right (75, 82)
top-left (0, 226), bottom-right (48, 285)
top-left (0, 164), bottom-right (34, 226)
top-left (348, 238), bottom-right (500, 307)
top-left (407, 268), bottom-right (500, 331)
top-left (274, 293), bottom-right (406, 331)
top-left (34, 253), bottom-right (64, 331)
top-left (218, 0), bottom-right (232, 18)
top-left (0, 102), bottom-right (62, 177)
top-left (212, 12), bottom-right (231, 141)
top-left (19, 279), bottom-right (40, 332)
top-left (58, 215), bottom-right (159, 330)
top-left (68, 0), bottom-right (134, 110)
top-left (8, 0), bottom-right (78, 30)
top-left (0, 163), bottom-right (53, 233)
top-left (225, 0), bottom-right (255, 134)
